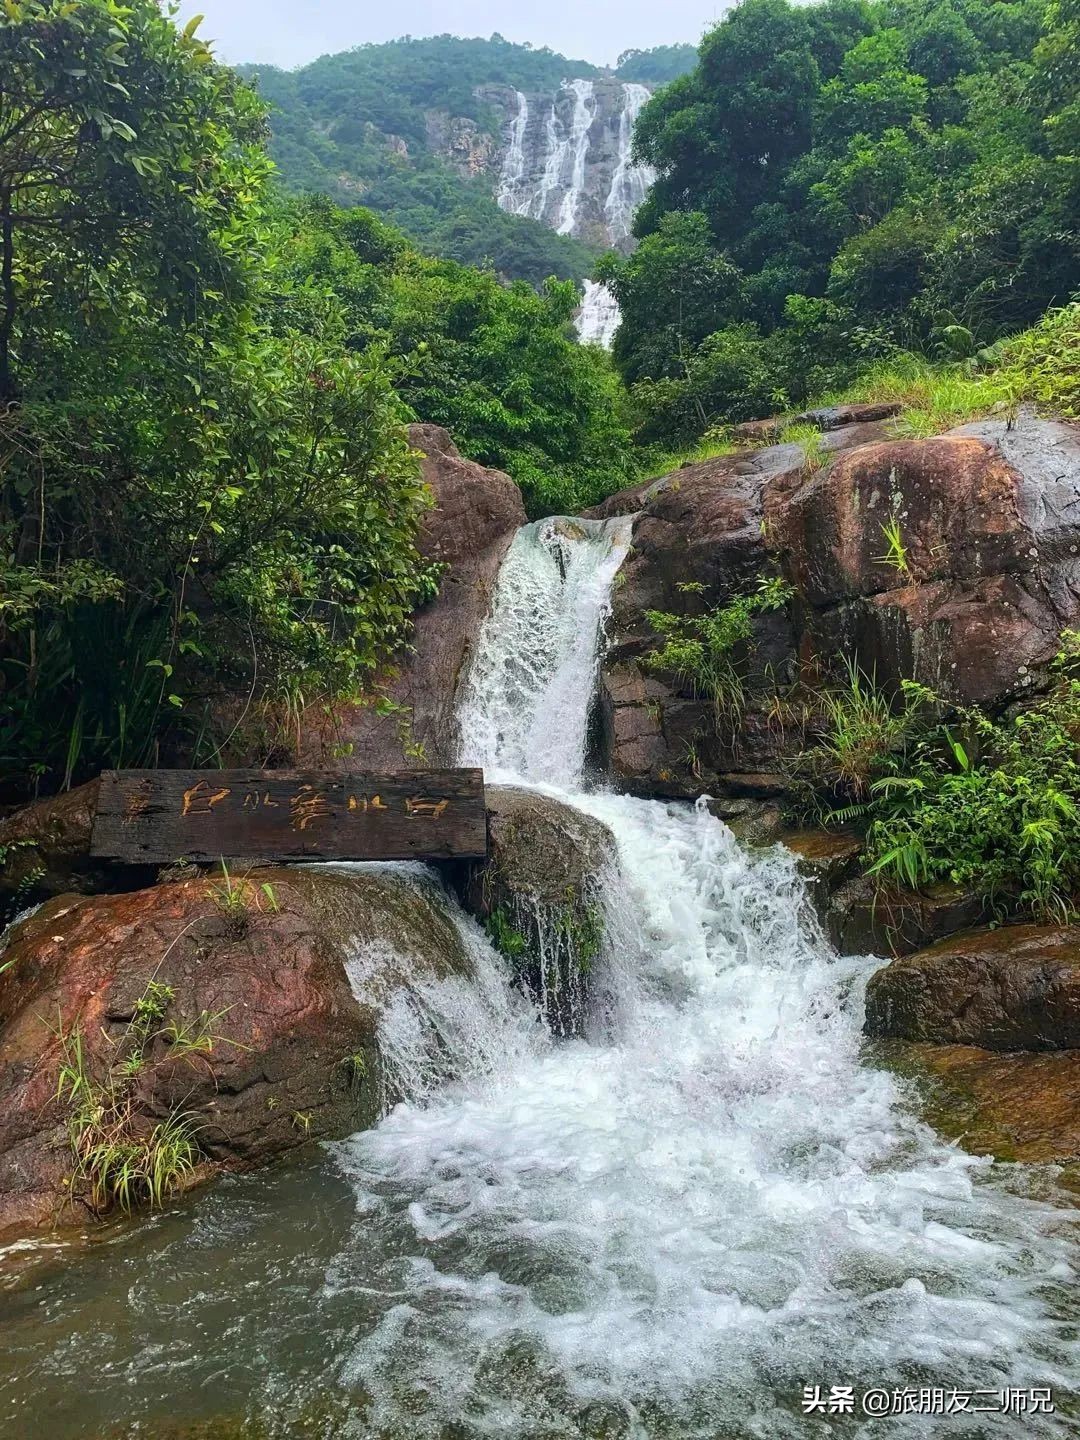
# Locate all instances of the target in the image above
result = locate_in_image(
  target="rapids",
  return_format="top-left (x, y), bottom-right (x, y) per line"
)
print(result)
top-left (0, 516), bottom-right (1077, 1438)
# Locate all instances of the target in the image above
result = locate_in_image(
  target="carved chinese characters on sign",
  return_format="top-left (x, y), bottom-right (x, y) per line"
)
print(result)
top-left (91, 769), bottom-right (486, 863)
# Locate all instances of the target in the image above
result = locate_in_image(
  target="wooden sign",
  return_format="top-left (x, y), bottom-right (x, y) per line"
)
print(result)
top-left (90, 769), bottom-right (487, 864)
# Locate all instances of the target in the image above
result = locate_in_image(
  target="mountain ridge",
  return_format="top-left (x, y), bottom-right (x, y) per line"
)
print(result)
top-left (243, 34), bottom-right (696, 284)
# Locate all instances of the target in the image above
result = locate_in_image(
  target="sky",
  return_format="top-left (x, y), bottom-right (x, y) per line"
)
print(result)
top-left (177, 0), bottom-right (730, 70)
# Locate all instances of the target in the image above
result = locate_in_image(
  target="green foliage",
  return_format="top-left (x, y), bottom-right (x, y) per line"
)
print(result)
top-left (645, 577), bottom-right (794, 731)
top-left (875, 511), bottom-right (911, 577)
top-left (241, 36), bottom-right (602, 287)
top-left (485, 907), bottom-right (528, 960)
top-left (800, 638), bottom-right (1080, 922)
top-left (55, 977), bottom-right (231, 1215)
top-left (802, 661), bottom-right (930, 804)
top-left (0, 1), bottom-right (440, 798)
top-left (273, 197), bottom-right (635, 516)
top-left (612, 0), bottom-right (1079, 444)
top-left (615, 44), bottom-right (699, 86)
top-left (864, 660), bottom-right (1080, 922)
top-left (207, 864), bottom-right (279, 938)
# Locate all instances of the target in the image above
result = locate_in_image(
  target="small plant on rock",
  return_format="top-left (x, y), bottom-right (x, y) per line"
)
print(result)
top-left (645, 575), bottom-right (793, 735)
top-left (54, 978), bottom-right (232, 1217)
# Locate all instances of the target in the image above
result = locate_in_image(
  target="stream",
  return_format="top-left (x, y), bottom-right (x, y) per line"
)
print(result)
top-left (1, 517), bottom-right (1078, 1438)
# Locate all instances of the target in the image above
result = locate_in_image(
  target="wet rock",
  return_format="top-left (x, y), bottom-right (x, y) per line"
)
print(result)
top-left (731, 401), bottom-right (903, 444)
top-left (0, 865), bottom-right (474, 1242)
top-left (594, 411), bottom-right (1080, 804)
top-left (864, 923), bottom-right (1080, 1049)
top-left (779, 828), bottom-right (862, 919)
top-left (301, 424), bottom-right (526, 769)
top-left (462, 786), bottom-right (615, 1035)
top-left (827, 876), bottom-right (986, 957)
top-left (0, 782), bottom-right (101, 909)
top-left (881, 1040), bottom-right (1080, 1167)
top-left (768, 412), bottom-right (1080, 705)
top-left (707, 798), bottom-right (787, 847)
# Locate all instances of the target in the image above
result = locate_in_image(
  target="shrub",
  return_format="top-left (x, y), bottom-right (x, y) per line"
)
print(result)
top-left (645, 577), bottom-right (793, 733)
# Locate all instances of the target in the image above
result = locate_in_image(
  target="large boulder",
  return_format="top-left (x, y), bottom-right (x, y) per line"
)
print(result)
top-left (767, 413), bottom-right (1080, 705)
top-left (461, 786), bottom-right (615, 1036)
top-left (864, 923), bottom-right (1080, 1049)
top-left (593, 410), bottom-right (1080, 801)
top-left (0, 864), bottom-right (474, 1242)
top-left (302, 424), bottom-right (526, 769)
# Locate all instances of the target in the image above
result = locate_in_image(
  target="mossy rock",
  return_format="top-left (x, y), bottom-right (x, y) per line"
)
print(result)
top-left (462, 787), bottom-right (615, 1036)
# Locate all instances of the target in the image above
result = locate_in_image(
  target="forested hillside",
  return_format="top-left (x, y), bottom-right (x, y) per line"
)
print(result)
top-left (600, 0), bottom-right (1079, 443)
top-left (0, 5), bottom-right (631, 798)
top-left (243, 36), bottom-right (692, 284)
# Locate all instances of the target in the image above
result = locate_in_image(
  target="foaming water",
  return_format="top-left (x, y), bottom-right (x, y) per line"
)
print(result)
top-left (456, 514), bottom-right (633, 787)
top-left (334, 514), bottom-right (1080, 1433)
top-left (334, 798), bottom-right (1078, 1436)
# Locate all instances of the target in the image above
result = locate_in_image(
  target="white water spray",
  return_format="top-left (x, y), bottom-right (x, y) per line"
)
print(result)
top-left (495, 89), bottom-right (530, 214)
top-left (335, 514), bottom-right (1079, 1435)
top-left (576, 279), bottom-right (621, 347)
top-left (457, 514), bottom-right (632, 787)
top-left (605, 81), bottom-right (656, 244)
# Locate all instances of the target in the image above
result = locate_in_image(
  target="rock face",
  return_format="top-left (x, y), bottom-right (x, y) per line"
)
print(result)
top-left (865, 924), bottom-right (1080, 1049)
top-left (594, 410), bottom-right (1080, 801)
top-left (892, 1042), bottom-right (1080, 1165)
top-left (303, 424), bottom-right (525, 770)
top-left (482, 77), bottom-right (655, 251)
top-left (461, 786), bottom-right (615, 1035)
top-left (0, 865), bottom-right (474, 1241)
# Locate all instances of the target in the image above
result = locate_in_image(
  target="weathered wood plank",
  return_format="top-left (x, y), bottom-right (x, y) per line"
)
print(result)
top-left (90, 769), bottom-right (487, 863)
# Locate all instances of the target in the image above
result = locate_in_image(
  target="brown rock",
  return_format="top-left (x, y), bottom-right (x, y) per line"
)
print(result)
top-left (827, 877), bottom-right (986, 957)
top-left (767, 413), bottom-right (1080, 706)
top-left (864, 923), bottom-right (1080, 1049)
top-left (731, 401), bottom-right (902, 444)
top-left (780, 828), bottom-right (862, 918)
top-left (302, 424), bottom-right (526, 769)
top-left (0, 782), bottom-right (101, 906)
top-left (0, 864), bottom-right (474, 1241)
top-left (883, 1041), bottom-right (1080, 1167)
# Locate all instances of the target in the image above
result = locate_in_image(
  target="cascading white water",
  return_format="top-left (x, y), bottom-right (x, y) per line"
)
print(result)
top-left (605, 81), bottom-right (657, 244)
top-left (556, 78), bottom-right (596, 237)
top-left (532, 95), bottom-right (568, 229)
top-left (576, 278), bottom-right (621, 347)
top-left (456, 514), bottom-right (632, 787)
top-left (333, 514), bottom-right (1080, 1435)
top-left (496, 89), bottom-right (530, 214)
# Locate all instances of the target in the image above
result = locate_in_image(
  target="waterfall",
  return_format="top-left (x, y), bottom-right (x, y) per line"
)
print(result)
top-left (16, 514), bottom-right (1076, 1437)
top-left (333, 513), bottom-right (1079, 1435)
top-left (495, 89), bottom-right (530, 214)
top-left (576, 278), bottom-right (621, 347)
top-left (556, 78), bottom-right (596, 237)
top-left (525, 95), bottom-right (564, 228)
top-left (605, 81), bottom-right (657, 244)
top-left (456, 515), bottom-right (632, 787)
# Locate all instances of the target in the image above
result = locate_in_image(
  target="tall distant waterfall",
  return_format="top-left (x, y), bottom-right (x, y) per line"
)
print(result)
top-left (604, 81), bottom-right (656, 244)
top-left (492, 77), bottom-right (657, 346)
